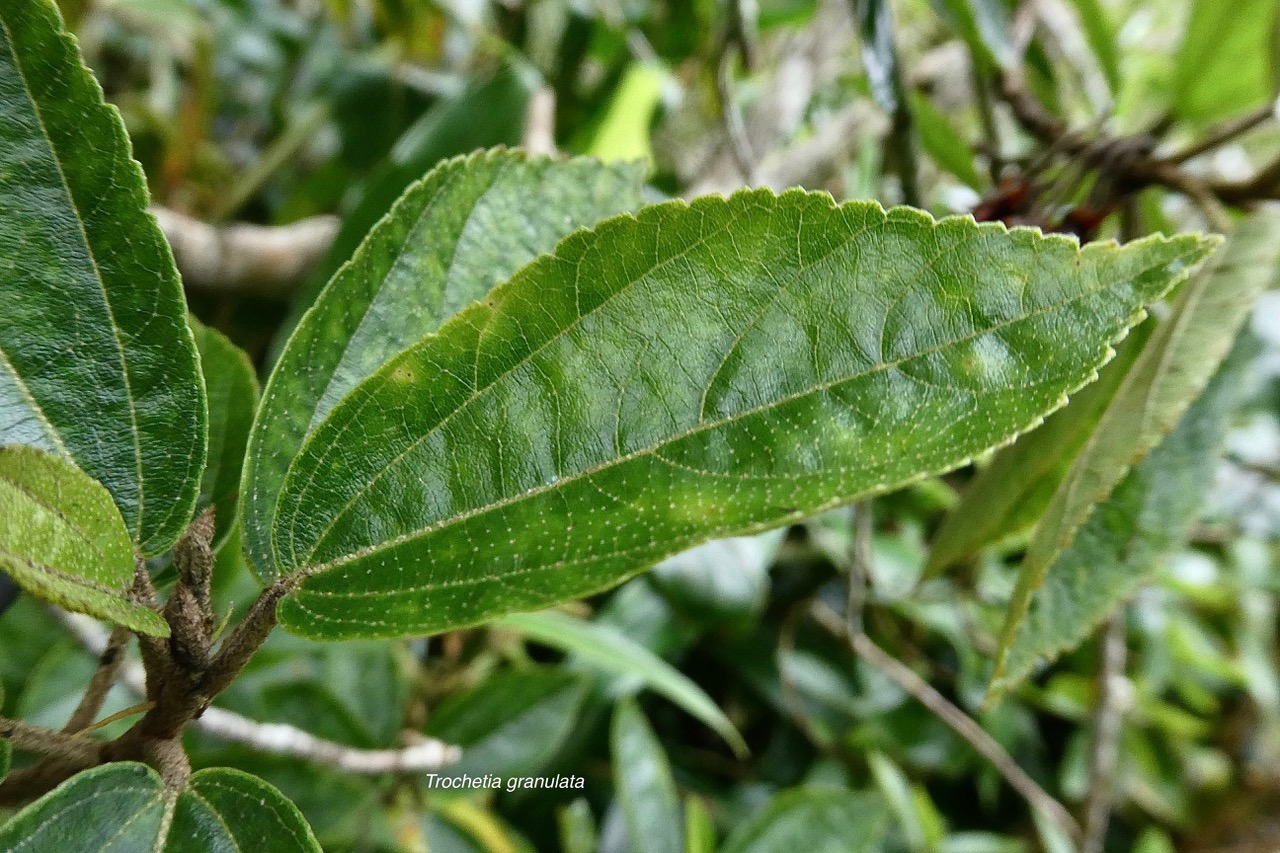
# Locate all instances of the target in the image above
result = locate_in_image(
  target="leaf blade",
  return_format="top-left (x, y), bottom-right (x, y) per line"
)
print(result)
top-left (0, 446), bottom-right (167, 635)
top-left (244, 150), bottom-right (647, 578)
top-left (611, 699), bottom-right (683, 853)
top-left (0, 0), bottom-right (206, 555)
top-left (266, 190), bottom-right (1211, 641)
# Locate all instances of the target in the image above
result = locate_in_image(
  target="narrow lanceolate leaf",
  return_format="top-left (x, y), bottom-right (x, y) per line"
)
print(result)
top-left (0, 0), bottom-right (206, 555)
top-left (992, 210), bottom-right (1280, 690)
top-left (611, 699), bottom-right (683, 853)
top-left (0, 446), bottom-right (167, 635)
top-left (244, 150), bottom-right (646, 577)
top-left (925, 319), bottom-right (1152, 574)
top-left (997, 334), bottom-right (1256, 692)
top-left (264, 191), bottom-right (1210, 640)
top-left (495, 611), bottom-right (746, 756)
top-left (0, 764), bottom-right (320, 852)
top-left (191, 319), bottom-right (258, 548)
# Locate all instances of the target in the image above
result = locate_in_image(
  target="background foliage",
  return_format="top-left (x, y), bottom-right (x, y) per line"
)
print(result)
top-left (3, 0), bottom-right (1280, 850)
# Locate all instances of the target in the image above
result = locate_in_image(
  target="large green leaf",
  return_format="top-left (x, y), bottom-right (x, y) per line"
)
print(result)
top-left (611, 699), bottom-right (682, 853)
top-left (925, 318), bottom-right (1152, 574)
top-left (993, 210), bottom-right (1280, 688)
top-left (494, 610), bottom-right (745, 755)
top-left (244, 150), bottom-right (647, 577)
top-left (256, 189), bottom-right (1209, 642)
top-left (191, 319), bottom-right (259, 549)
top-left (720, 788), bottom-right (889, 853)
top-left (0, 446), bottom-right (167, 635)
top-left (1172, 0), bottom-right (1280, 122)
top-left (0, 763), bottom-right (320, 851)
top-left (0, 0), bottom-right (206, 556)
top-left (995, 334), bottom-right (1256, 691)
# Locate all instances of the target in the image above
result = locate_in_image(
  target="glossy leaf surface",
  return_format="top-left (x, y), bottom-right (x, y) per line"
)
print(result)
top-left (0, 0), bottom-right (206, 556)
top-left (0, 446), bottom-right (167, 635)
top-left (0, 763), bottom-right (320, 852)
top-left (245, 150), bottom-right (646, 576)
top-left (994, 211), bottom-right (1280, 687)
top-left (258, 188), bottom-right (1209, 641)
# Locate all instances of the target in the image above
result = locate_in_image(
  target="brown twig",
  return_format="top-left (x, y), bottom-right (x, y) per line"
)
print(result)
top-left (813, 602), bottom-right (1083, 842)
top-left (63, 626), bottom-right (131, 735)
top-left (1081, 612), bottom-right (1130, 853)
top-left (1166, 104), bottom-right (1275, 165)
top-left (0, 717), bottom-right (101, 766)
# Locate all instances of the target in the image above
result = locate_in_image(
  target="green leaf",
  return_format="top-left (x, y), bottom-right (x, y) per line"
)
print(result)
top-left (1065, 0), bottom-right (1121, 93)
top-left (244, 149), bottom-right (647, 578)
top-left (995, 333), bottom-right (1256, 690)
top-left (684, 797), bottom-right (716, 853)
top-left (992, 210), bottom-right (1280, 690)
top-left (1173, 0), bottom-right (1280, 122)
top-left (926, 318), bottom-right (1153, 574)
top-left (0, 763), bottom-right (320, 851)
top-left (0, 446), bottom-right (167, 635)
top-left (260, 189), bottom-right (1210, 644)
top-left (611, 699), bottom-right (683, 853)
top-left (911, 92), bottom-right (983, 190)
top-left (650, 531), bottom-right (785, 629)
top-left (424, 667), bottom-right (589, 778)
top-left (495, 610), bottom-right (746, 756)
top-left (0, 0), bottom-right (206, 556)
top-left (190, 319), bottom-right (258, 549)
top-left (720, 787), bottom-right (889, 853)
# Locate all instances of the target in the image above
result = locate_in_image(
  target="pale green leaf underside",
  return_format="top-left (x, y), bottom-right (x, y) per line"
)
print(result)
top-left (265, 189), bottom-right (1211, 640)
top-left (244, 150), bottom-right (647, 577)
top-left (992, 210), bottom-right (1280, 690)
top-left (0, 763), bottom-right (320, 852)
top-left (495, 610), bottom-right (746, 755)
top-left (996, 334), bottom-right (1255, 692)
top-left (0, 0), bottom-right (206, 556)
top-left (0, 446), bottom-right (167, 636)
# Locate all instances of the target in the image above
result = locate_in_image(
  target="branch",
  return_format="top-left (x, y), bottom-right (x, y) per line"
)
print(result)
top-left (194, 709), bottom-right (461, 773)
top-left (1165, 103), bottom-right (1274, 165)
top-left (0, 717), bottom-right (100, 766)
top-left (812, 601), bottom-right (1083, 844)
top-left (1081, 612), bottom-right (1130, 853)
top-left (63, 626), bottom-right (131, 734)
top-left (54, 610), bottom-right (461, 774)
top-left (154, 207), bottom-right (338, 299)
top-left (522, 85), bottom-right (558, 157)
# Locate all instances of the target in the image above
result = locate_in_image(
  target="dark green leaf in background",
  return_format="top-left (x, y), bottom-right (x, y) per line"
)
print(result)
top-left (720, 787), bottom-right (889, 853)
top-left (0, 0), bottom-right (206, 556)
top-left (191, 318), bottom-right (259, 549)
top-left (611, 699), bottom-right (683, 853)
top-left (260, 188), bottom-right (1210, 640)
